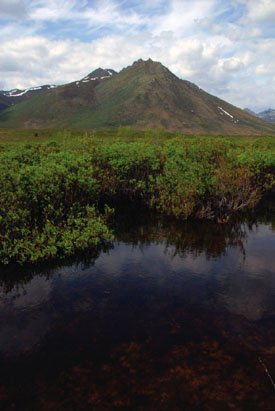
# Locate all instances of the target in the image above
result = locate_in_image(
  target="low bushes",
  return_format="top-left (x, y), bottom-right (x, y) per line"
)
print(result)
top-left (0, 136), bottom-right (274, 265)
top-left (0, 144), bottom-right (113, 265)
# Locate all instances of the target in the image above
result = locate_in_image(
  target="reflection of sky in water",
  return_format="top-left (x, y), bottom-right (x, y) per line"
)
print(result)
top-left (0, 221), bottom-right (274, 356)
top-left (0, 277), bottom-right (53, 355)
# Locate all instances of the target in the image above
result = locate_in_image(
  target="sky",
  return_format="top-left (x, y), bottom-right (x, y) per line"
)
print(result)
top-left (0, 0), bottom-right (274, 111)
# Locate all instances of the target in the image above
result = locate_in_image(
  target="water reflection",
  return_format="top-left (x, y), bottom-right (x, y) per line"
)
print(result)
top-left (112, 207), bottom-right (249, 258)
top-left (0, 200), bottom-right (274, 410)
top-left (0, 212), bottom-right (274, 349)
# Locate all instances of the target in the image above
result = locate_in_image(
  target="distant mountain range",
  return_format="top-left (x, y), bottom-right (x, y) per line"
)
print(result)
top-left (244, 108), bottom-right (275, 123)
top-left (0, 59), bottom-right (274, 135)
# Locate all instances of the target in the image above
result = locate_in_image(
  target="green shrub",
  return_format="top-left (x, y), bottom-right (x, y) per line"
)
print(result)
top-left (0, 135), bottom-right (274, 265)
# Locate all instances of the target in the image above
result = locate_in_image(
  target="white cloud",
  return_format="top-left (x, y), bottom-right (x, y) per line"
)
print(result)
top-left (0, 0), bottom-right (274, 111)
top-left (222, 57), bottom-right (244, 72)
top-left (153, 0), bottom-right (216, 36)
top-left (245, 0), bottom-right (275, 24)
top-left (29, 0), bottom-right (78, 21)
top-left (28, 0), bottom-right (147, 32)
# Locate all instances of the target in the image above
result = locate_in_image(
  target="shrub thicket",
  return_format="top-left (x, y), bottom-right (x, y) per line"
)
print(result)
top-left (0, 136), bottom-right (274, 265)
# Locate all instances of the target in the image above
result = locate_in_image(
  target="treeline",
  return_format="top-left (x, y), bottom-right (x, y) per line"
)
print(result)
top-left (0, 136), bottom-right (274, 265)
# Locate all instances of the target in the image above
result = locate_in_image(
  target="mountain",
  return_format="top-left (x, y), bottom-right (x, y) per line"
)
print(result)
top-left (0, 68), bottom-right (117, 109)
top-left (0, 59), bottom-right (274, 135)
top-left (79, 68), bottom-right (117, 82)
top-left (0, 94), bottom-right (10, 111)
top-left (244, 107), bottom-right (275, 123)
top-left (0, 84), bottom-right (57, 111)
top-left (1, 84), bottom-right (56, 98)
top-left (258, 109), bottom-right (275, 123)
top-left (244, 108), bottom-right (257, 116)
top-left (0, 67), bottom-right (117, 128)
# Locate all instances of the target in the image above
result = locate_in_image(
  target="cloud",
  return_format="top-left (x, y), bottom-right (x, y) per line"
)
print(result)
top-left (244, 0), bottom-right (275, 24)
top-left (28, 0), bottom-right (148, 34)
top-left (0, 0), bottom-right (28, 19)
top-left (0, 0), bottom-right (274, 111)
top-left (222, 57), bottom-right (244, 72)
top-left (29, 0), bottom-right (79, 21)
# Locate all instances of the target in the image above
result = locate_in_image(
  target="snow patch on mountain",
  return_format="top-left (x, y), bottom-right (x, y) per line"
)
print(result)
top-left (218, 106), bottom-right (233, 119)
top-left (4, 85), bottom-right (57, 97)
top-left (218, 106), bottom-right (239, 123)
top-left (78, 68), bottom-right (117, 85)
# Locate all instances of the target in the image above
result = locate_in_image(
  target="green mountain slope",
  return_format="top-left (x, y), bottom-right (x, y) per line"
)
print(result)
top-left (0, 59), bottom-right (274, 135)
top-left (0, 94), bottom-right (10, 111)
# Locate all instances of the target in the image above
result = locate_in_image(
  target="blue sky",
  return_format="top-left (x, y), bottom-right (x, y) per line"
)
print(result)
top-left (0, 0), bottom-right (274, 111)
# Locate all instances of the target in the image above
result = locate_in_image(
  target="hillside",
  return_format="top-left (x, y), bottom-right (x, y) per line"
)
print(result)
top-left (0, 59), bottom-right (274, 135)
top-left (0, 94), bottom-right (10, 111)
top-left (0, 85), bottom-right (58, 110)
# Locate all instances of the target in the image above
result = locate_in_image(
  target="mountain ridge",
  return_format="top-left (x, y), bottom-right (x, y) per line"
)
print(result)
top-left (0, 58), bottom-right (274, 135)
top-left (0, 68), bottom-right (117, 107)
top-left (258, 108), bottom-right (275, 123)
top-left (244, 107), bottom-right (275, 123)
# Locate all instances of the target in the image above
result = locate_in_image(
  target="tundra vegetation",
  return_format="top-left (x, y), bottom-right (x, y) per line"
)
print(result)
top-left (0, 128), bottom-right (274, 265)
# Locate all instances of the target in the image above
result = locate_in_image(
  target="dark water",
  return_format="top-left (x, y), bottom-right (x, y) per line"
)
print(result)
top-left (0, 201), bottom-right (275, 411)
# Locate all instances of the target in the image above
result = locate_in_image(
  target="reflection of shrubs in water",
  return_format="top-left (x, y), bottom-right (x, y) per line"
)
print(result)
top-left (114, 208), bottom-right (248, 259)
top-left (0, 241), bottom-right (113, 294)
top-left (164, 220), bottom-right (248, 259)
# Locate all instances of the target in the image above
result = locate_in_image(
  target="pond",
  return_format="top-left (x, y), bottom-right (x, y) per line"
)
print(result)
top-left (0, 200), bottom-right (275, 410)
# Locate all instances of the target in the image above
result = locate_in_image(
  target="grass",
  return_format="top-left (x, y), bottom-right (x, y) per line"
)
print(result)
top-left (1, 127), bottom-right (275, 146)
